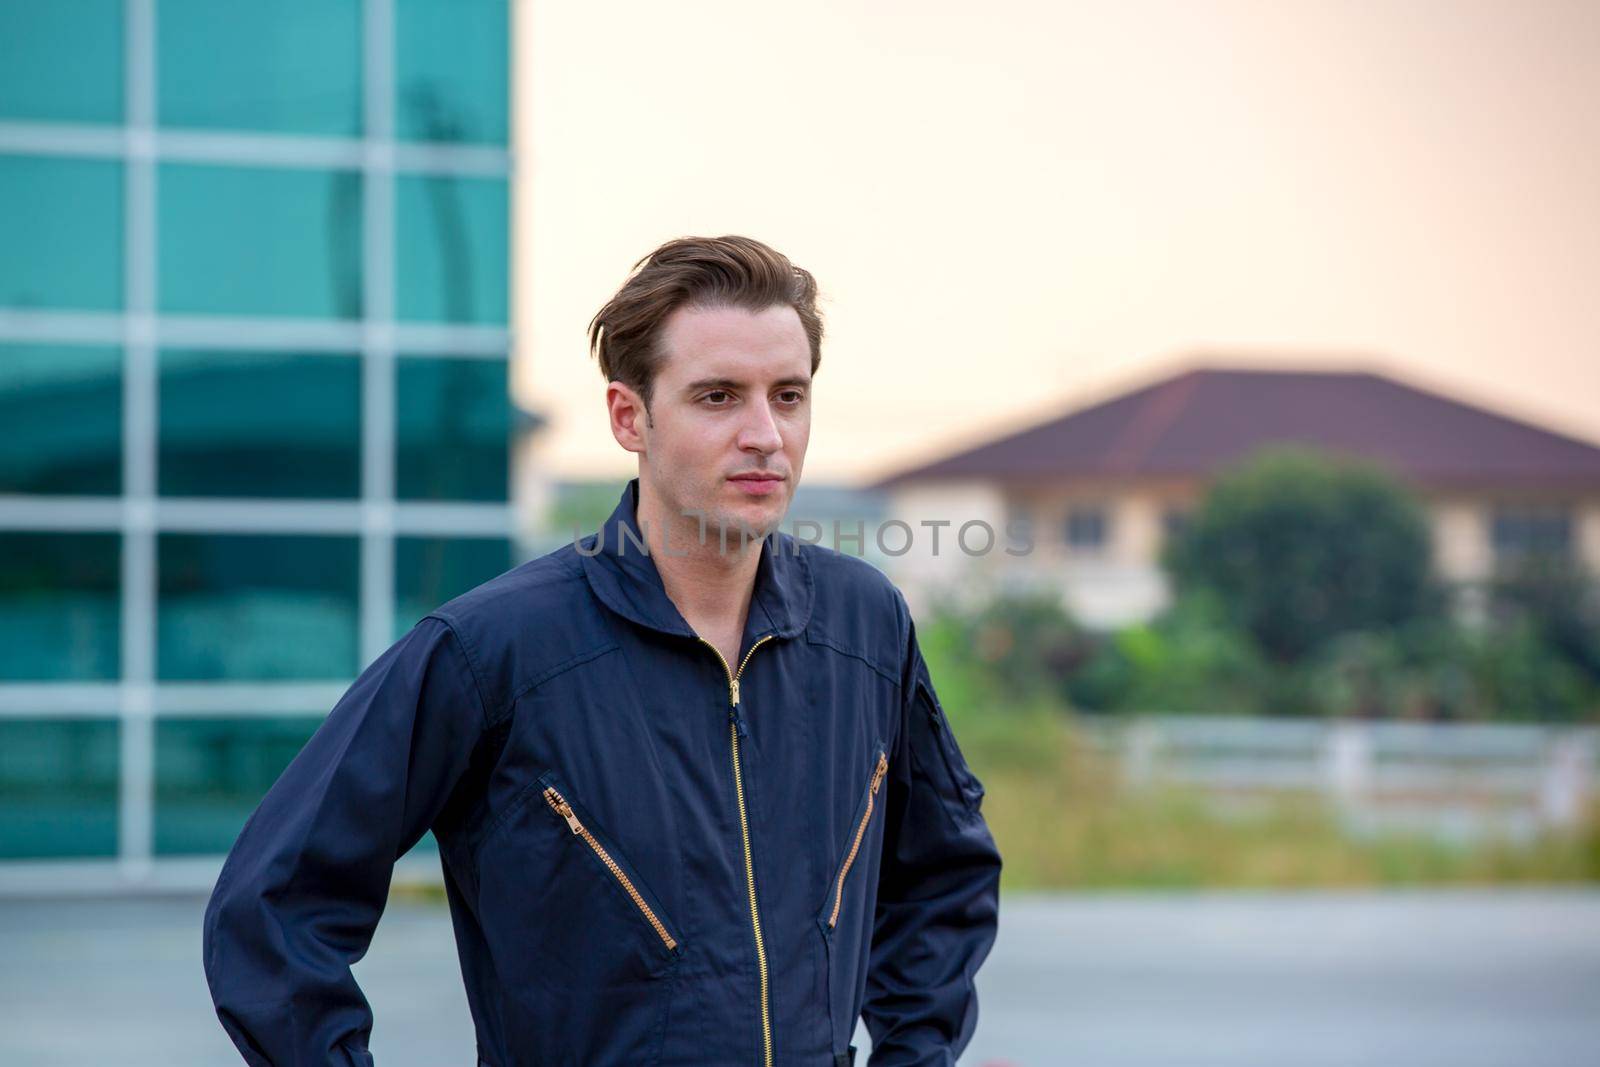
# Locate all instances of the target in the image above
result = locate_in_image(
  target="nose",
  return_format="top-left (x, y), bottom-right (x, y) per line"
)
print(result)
top-left (737, 395), bottom-right (784, 456)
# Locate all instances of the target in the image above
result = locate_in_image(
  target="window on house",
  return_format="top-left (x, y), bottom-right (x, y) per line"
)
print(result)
top-left (1489, 503), bottom-right (1573, 567)
top-left (1063, 504), bottom-right (1109, 551)
top-left (1162, 508), bottom-right (1192, 545)
top-left (1002, 498), bottom-right (1034, 540)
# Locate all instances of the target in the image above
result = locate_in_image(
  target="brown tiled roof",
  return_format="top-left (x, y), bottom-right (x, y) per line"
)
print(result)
top-left (870, 367), bottom-right (1600, 491)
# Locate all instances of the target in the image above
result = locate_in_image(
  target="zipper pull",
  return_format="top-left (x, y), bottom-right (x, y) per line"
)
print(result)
top-left (730, 676), bottom-right (742, 707)
top-left (870, 752), bottom-right (888, 794)
top-left (730, 709), bottom-right (750, 739)
top-left (543, 787), bottom-right (583, 835)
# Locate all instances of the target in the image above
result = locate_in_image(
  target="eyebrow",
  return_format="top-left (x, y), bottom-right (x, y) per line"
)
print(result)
top-left (682, 375), bottom-right (812, 393)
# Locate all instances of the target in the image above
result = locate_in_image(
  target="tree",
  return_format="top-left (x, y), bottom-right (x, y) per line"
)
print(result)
top-left (1164, 445), bottom-right (1440, 664)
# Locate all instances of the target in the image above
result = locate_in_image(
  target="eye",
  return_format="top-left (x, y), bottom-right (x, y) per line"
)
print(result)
top-left (702, 390), bottom-right (732, 405)
top-left (776, 389), bottom-right (805, 405)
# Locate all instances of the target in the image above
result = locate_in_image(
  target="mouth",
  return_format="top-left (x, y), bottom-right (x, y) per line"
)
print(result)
top-left (728, 473), bottom-right (786, 496)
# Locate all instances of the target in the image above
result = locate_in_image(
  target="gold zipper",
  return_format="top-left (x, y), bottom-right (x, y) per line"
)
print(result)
top-left (827, 751), bottom-right (888, 929)
top-left (698, 632), bottom-right (776, 1067)
top-left (542, 785), bottom-right (678, 952)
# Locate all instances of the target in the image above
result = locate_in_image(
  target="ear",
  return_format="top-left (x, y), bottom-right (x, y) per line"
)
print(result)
top-left (607, 381), bottom-right (649, 455)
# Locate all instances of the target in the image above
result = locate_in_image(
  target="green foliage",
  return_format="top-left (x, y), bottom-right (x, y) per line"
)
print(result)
top-left (1296, 608), bottom-right (1598, 722)
top-left (1465, 618), bottom-right (1594, 722)
top-left (1109, 591), bottom-right (1272, 714)
top-left (920, 590), bottom-right (1119, 716)
top-left (546, 481), bottom-right (626, 539)
top-left (1303, 620), bottom-right (1470, 719)
top-left (921, 588), bottom-right (1328, 717)
top-left (1488, 554), bottom-right (1600, 691)
top-left (1165, 445), bottom-right (1440, 664)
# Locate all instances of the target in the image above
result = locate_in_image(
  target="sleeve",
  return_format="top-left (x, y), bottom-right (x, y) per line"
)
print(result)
top-left (201, 613), bottom-right (490, 1067)
top-left (861, 604), bottom-right (1003, 1066)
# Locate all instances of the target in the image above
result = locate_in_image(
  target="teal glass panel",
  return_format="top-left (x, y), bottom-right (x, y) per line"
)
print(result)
top-left (158, 533), bottom-right (359, 680)
top-left (0, 343), bottom-right (122, 495)
top-left (0, 1), bottom-right (124, 124)
top-left (158, 0), bottom-right (361, 136)
top-left (0, 155), bottom-right (123, 311)
top-left (395, 174), bottom-right (507, 325)
top-left (0, 533), bottom-right (120, 681)
top-left (155, 717), bottom-right (436, 856)
top-left (395, 0), bottom-right (509, 145)
top-left (0, 719), bottom-right (119, 859)
top-left (395, 357), bottom-right (510, 501)
top-left (154, 716), bottom-right (319, 855)
top-left (394, 535), bottom-right (514, 638)
top-left (159, 163), bottom-right (362, 319)
top-left (159, 349), bottom-right (361, 498)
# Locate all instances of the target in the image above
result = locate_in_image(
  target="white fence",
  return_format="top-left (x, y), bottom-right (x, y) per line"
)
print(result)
top-left (1084, 715), bottom-right (1599, 842)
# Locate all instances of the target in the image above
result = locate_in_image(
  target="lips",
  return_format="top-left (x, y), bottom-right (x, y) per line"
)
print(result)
top-left (728, 472), bottom-right (785, 496)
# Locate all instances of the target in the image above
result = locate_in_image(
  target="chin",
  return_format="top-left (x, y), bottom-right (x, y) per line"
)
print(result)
top-left (723, 492), bottom-right (787, 531)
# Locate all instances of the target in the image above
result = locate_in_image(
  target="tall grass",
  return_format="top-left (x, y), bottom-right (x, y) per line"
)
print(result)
top-left (955, 707), bottom-right (1600, 890)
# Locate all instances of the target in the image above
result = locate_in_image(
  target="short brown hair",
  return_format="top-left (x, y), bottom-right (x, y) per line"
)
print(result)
top-left (587, 235), bottom-right (824, 410)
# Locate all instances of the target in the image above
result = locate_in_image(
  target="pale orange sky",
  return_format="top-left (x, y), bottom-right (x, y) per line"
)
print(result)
top-left (513, 0), bottom-right (1599, 483)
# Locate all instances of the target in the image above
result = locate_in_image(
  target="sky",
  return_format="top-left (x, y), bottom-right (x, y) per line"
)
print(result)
top-left (513, 0), bottom-right (1599, 484)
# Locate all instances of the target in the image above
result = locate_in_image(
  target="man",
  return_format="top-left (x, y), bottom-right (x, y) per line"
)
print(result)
top-left (203, 235), bottom-right (1002, 1066)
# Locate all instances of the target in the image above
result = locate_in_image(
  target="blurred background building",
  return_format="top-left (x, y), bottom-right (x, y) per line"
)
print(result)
top-left (0, 0), bottom-right (528, 892)
top-left (872, 364), bottom-right (1600, 627)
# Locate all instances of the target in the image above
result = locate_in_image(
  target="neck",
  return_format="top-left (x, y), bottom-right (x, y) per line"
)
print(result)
top-left (634, 477), bottom-right (766, 641)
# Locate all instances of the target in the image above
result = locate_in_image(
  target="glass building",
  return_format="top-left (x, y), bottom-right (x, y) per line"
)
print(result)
top-left (0, 1), bottom-right (521, 891)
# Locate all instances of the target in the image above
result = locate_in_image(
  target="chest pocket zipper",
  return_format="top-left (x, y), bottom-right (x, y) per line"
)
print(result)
top-left (542, 784), bottom-right (679, 952)
top-left (826, 749), bottom-right (889, 929)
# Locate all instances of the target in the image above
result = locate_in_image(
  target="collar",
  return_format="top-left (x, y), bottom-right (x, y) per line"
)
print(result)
top-left (578, 477), bottom-right (813, 644)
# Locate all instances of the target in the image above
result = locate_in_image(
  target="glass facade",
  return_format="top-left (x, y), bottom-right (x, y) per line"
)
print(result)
top-left (396, 173), bottom-right (510, 324)
top-left (396, 535), bottom-right (515, 639)
top-left (159, 163), bottom-right (365, 319)
top-left (0, 344), bottom-right (124, 495)
top-left (158, 534), bottom-right (362, 681)
top-left (0, 3), bottom-right (124, 126)
top-left (0, 719), bottom-right (120, 860)
top-left (0, 2), bottom-right (518, 882)
top-left (158, 350), bottom-right (363, 498)
top-left (0, 533), bottom-right (122, 682)
top-left (154, 716), bottom-right (324, 855)
top-left (0, 154), bottom-right (123, 310)
top-left (397, 356), bottom-right (513, 500)
top-left (395, 0), bottom-right (510, 145)
top-left (157, 0), bottom-right (363, 137)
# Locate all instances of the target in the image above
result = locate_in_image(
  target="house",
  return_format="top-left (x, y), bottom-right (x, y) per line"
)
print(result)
top-left (868, 365), bottom-right (1600, 627)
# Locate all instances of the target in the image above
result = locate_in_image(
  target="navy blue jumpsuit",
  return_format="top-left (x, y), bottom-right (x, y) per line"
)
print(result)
top-left (203, 478), bottom-right (1002, 1066)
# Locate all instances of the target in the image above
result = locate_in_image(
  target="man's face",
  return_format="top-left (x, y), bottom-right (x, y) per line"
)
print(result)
top-left (619, 302), bottom-right (812, 546)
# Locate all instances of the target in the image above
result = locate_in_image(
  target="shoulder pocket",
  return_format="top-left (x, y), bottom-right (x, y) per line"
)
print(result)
top-left (912, 678), bottom-right (985, 815)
